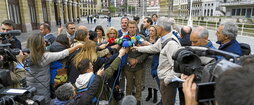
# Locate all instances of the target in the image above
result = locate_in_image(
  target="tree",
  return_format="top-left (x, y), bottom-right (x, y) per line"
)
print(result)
top-left (108, 4), bottom-right (116, 14)
top-left (128, 6), bottom-right (135, 13)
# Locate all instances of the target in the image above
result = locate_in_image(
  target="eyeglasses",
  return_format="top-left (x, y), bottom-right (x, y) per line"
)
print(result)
top-left (109, 33), bottom-right (116, 34)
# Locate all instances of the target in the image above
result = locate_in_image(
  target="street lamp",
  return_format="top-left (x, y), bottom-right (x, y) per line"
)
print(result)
top-left (188, 0), bottom-right (193, 27)
top-left (142, 0), bottom-right (144, 19)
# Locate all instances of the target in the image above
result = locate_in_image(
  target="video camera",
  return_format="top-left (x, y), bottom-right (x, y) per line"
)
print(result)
top-left (172, 46), bottom-right (241, 102)
top-left (0, 30), bottom-right (21, 44)
top-left (0, 86), bottom-right (45, 105)
top-left (0, 65), bottom-right (44, 105)
top-left (0, 30), bottom-right (40, 105)
top-left (0, 30), bottom-right (29, 68)
top-left (0, 30), bottom-right (21, 37)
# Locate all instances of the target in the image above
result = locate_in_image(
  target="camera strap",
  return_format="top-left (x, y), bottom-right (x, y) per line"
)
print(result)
top-left (161, 38), bottom-right (178, 49)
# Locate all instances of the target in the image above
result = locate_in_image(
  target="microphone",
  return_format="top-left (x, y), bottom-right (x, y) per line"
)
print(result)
top-left (135, 35), bottom-right (145, 44)
top-left (122, 40), bottom-right (132, 48)
top-left (115, 38), bottom-right (123, 45)
top-left (0, 30), bottom-right (22, 36)
top-left (131, 36), bottom-right (136, 44)
top-left (122, 35), bottom-right (130, 41)
top-left (108, 37), bottom-right (115, 45)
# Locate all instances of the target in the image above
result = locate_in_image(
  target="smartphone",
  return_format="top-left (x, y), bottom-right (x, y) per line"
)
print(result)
top-left (196, 82), bottom-right (216, 102)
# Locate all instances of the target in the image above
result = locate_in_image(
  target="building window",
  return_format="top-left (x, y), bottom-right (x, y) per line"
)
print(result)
top-left (211, 9), bottom-right (213, 16)
top-left (205, 4), bottom-right (207, 6)
top-left (252, 8), bottom-right (254, 16)
top-left (212, 3), bottom-right (213, 6)
top-left (207, 9), bottom-right (210, 16)
top-left (242, 8), bottom-right (246, 16)
top-left (204, 9), bottom-right (206, 16)
top-left (236, 9), bottom-right (241, 16)
top-left (232, 9), bottom-right (236, 16)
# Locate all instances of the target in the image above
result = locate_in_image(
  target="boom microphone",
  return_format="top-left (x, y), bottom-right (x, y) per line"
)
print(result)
top-left (0, 30), bottom-right (22, 36)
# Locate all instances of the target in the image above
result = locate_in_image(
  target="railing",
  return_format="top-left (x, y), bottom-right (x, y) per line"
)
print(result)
top-left (175, 18), bottom-right (254, 36)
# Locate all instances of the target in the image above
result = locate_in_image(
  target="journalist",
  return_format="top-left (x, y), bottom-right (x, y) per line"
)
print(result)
top-left (52, 81), bottom-right (103, 105)
top-left (132, 17), bottom-right (181, 105)
top-left (26, 34), bottom-right (83, 104)
top-left (0, 20), bottom-right (22, 49)
top-left (182, 55), bottom-right (254, 105)
top-left (7, 50), bottom-right (28, 88)
top-left (190, 26), bottom-right (215, 49)
top-left (216, 21), bottom-right (242, 56)
top-left (0, 21), bottom-right (26, 89)
top-left (51, 83), bottom-right (76, 105)
top-left (179, 26), bottom-right (192, 46)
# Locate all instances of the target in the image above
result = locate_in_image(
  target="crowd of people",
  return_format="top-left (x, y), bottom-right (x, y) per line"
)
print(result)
top-left (1, 13), bottom-right (253, 105)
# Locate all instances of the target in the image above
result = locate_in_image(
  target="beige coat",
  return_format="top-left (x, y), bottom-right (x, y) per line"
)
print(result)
top-left (137, 33), bottom-right (181, 83)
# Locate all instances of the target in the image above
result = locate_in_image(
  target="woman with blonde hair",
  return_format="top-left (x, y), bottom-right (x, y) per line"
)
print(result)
top-left (26, 34), bottom-right (83, 104)
top-left (68, 40), bottom-right (119, 84)
top-left (106, 27), bottom-right (118, 40)
top-left (73, 40), bottom-right (98, 67)
top-left (144, 26), bottom-right (161, 104)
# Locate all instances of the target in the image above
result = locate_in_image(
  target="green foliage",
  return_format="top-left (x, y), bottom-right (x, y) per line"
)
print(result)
top-left (128, 6), bottom-right (135, 12)
top-left (108, 5), bottom-right (116, 13)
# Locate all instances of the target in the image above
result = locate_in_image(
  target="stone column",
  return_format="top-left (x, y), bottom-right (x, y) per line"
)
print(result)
top-left (46, 0), bottom-right (56, 26)
top-left (85, 1), bottom-right (88, 15)
top-left (68, 1), bottom-right (73, 22)
top-left (35, 0), bottom-right (44, 25)
top-left (73, 0), bottom-right (77, 21)
top-left (63, 1), bottom-right (69, 23)
top-left (19, 0), bottom-right (32, 32)
top-left (79, 2), bottom-right (82, 17)
top-left (0, 1), bottom-right (8, 22)
top-left (77, 2), bottom-right (80, 18)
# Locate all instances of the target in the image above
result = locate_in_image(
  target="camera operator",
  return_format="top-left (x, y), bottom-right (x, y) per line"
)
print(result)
top-left (182, 56), bottom-right (254, 105)
top-left (5, 50), bottom-right (28, 88)
top-left (0, 20), bottom-right (22, 49)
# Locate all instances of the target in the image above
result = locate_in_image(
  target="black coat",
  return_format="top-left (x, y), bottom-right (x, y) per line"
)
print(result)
top-left (179, 34), bottom-right (191, 46)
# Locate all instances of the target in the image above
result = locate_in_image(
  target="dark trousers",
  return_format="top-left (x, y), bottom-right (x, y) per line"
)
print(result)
top-left (124, 69), bottom-right (144, 101)
top-left (178, 87), bottom-right (185, 105)
top-left (160, 80), bottom-right (178, 105)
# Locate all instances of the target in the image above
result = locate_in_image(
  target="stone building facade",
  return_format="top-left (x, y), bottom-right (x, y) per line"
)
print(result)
top-left (0, 0), bottom-right (85, 33)
top-left (220, 0), bottom-right (254, 18)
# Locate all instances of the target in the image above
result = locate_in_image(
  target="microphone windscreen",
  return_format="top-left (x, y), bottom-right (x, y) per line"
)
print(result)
top-left (122, 41), bottom-right (132, 48)
top-left (108, 37), bottom-right (115, 44)
top-left (7, 30), bottom-right (21, 36)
